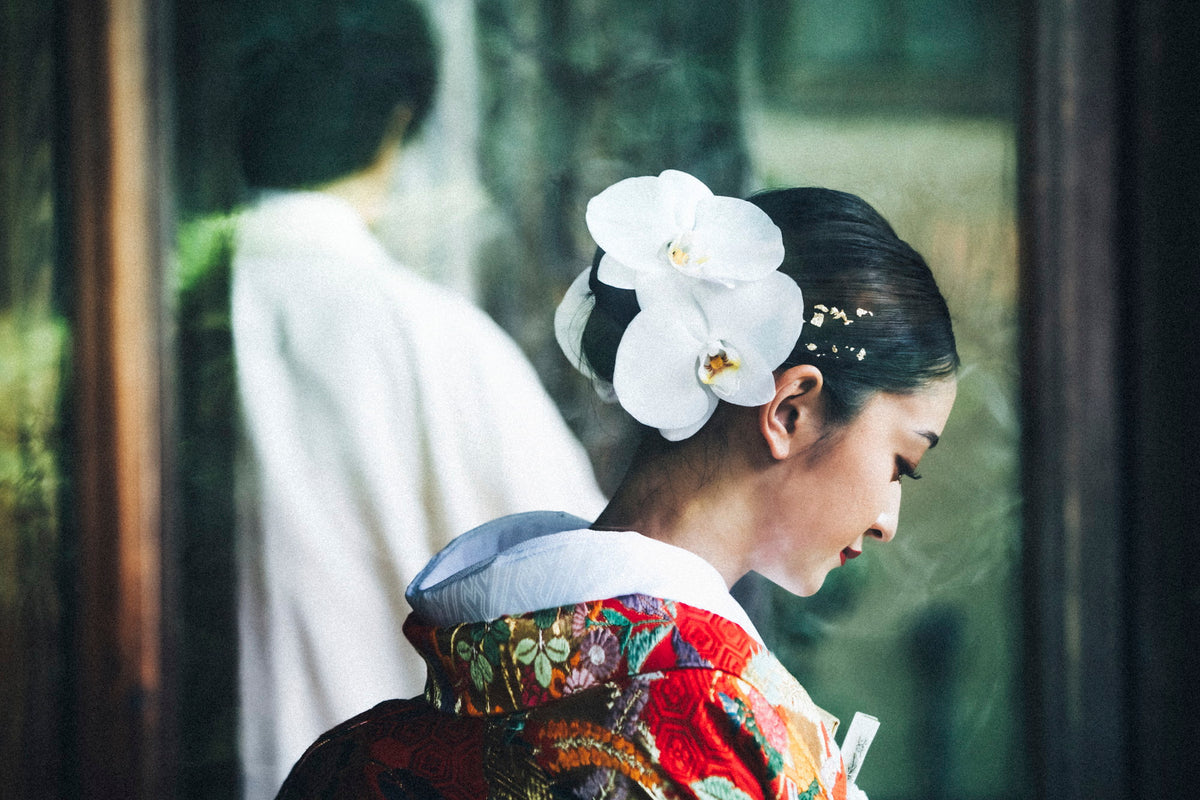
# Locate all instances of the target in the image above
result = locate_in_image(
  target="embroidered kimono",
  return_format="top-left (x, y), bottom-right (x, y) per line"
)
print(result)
top-left (276, 512), bottom-right (859, 800)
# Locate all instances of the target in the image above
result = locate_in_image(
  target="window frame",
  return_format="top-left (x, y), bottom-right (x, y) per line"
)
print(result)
top-left (51, 0), bottom-right (1200, 797)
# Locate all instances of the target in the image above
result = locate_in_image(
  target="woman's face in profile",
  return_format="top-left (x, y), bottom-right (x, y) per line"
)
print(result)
top-left (751, 378), bottom-right (957, 597)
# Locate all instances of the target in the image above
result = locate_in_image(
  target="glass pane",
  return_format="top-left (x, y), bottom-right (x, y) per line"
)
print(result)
top-left (171, 2), bottom-right (1023, 798)
top-left (746, 86), bottom-right (1024, 800)
top-left (742, 6), bottom-right (1023, 798)
top-left (0, 2), bottom-right (69, 795)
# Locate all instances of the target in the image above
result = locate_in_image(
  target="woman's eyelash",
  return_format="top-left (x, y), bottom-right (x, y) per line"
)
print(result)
top-left (896, 459), bottom-right (923, 481)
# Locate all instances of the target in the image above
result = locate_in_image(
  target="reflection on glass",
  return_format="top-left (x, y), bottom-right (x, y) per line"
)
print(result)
top-left (742, 6), bottom-right (1022, 798)
top-left (172, 2), bottom-right (1022, 798)
top-left (748, 114), bottom-right (1022, 799)
top-left (1, 1), bottom-right (67, 792)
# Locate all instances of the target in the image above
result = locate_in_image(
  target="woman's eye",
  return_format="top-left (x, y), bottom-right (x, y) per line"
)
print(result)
top-left (895, 458), bottom-right (923, 482)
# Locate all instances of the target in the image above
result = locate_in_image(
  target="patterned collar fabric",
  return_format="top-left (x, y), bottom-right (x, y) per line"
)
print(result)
top-left (404, 593), bottom-right (829, 726)
top-left (406, 510), bottom-right (763, 642)
top-left (397, 592), bottom-right (848, 799)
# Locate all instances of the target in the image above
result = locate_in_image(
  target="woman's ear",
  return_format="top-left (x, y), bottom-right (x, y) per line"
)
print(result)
top-left (759, 364), bottom-right (824, 461)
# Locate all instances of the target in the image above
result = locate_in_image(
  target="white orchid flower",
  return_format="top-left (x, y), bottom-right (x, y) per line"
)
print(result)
top-left (612, 271), bottom-right (804, 440)
top-left (586, 170), bottom-right (785, 292)
top-left (557, 169), bottom-right (804, 440)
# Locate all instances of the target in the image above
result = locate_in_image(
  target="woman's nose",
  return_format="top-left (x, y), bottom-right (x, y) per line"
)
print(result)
top-left (869, 482), bottom-right (902, 543)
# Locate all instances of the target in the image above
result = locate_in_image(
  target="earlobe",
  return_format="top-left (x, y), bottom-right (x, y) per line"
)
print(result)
top-left (759, 365), bottom-right (824, 461)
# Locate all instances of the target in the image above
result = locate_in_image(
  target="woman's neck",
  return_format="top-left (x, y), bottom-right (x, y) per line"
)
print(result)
top-left (592, 431), bottom-right (766, 587)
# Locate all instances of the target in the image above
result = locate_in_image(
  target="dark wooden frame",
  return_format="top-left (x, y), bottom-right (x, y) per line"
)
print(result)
top-left (43, 0), bottom-right (1200, 797)
top-left (62, 0), bottom-right (176, 796)
top-left (1019, 0), bottom-right (1127, 796)
top-left (1020, 1), bottom-right (1200, 798)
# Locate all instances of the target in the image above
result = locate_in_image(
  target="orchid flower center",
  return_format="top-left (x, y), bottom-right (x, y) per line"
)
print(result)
top-left (698, 340), bottom-right (741, 393)
top-left (666, 231), bottom-right (709, 277)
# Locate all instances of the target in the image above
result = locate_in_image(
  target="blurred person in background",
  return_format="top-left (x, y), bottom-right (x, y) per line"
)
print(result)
top-left (227, 2), bottom-right (606, 795)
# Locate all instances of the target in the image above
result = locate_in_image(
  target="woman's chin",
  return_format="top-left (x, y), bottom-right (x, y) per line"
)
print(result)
top-left (760, 566), bottom-right (828, 598)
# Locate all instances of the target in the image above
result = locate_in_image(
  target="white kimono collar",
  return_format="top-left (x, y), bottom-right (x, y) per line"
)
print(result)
top-left (406, 510), bottom-right (763, 643)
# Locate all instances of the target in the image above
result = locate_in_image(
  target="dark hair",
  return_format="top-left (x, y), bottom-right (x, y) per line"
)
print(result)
top-left (237, 1), bottom-right (438, 190)
top-left (580, 186), bottom-right (959, 429)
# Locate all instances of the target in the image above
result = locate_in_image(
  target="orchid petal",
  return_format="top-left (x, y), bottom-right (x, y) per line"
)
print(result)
top-left (654, 169), bottom-right (713, 230)
top-left (554, 268), bottom-right (598, 376)
top-left (690, 196), bottom-right (786, 284)
top-left (579, 169), bottom-right (801, 440)
top-left (554, 267), bottom-right (619, 403)
top-left (612, 310), bottom-right (713, 431)
top-left (596, 253), bottom-right (638, 290)
top-left (693, 272), bottom-right (804, 368)
top-left (712, 345), bottom-right (778, 407)
top-left (659, 395), bottom-right (719, 441)
top-left (585, 176), bottom-right (682, 274)
top-left (631, 268), bottom-right (707, 321)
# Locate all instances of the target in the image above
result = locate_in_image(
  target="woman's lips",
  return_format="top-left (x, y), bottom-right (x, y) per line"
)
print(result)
top-left (840, 546), bottom-right (862, 566)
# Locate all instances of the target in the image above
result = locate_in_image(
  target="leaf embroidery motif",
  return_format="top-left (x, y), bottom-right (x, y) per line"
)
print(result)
top-left (515, 630), bottom-right (572, 688)
top-left (690, 776), bottom-right (756, 800)
top-left (454, 621), bottom-right (508, 692)
top-left (625, 625), bottom-right (670, 672)
top-left (796, 777), bottom-right (822, 800)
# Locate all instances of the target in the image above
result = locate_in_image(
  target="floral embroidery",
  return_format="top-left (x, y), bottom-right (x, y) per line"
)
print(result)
top-left (796, 777), bottom-right (823, 800)
top-left (618, 594), bottom-right (671, 617)
top-left (382, 596), bottom-right (850, 800)
top-left (577, 627), bottom-right (620, 681)
top-left (562, 666), bottom-right (599, 696)
top-left (670, 627), bottom-right (711, 668)
top-left (573, 767), bottom-right (637, 800)
top-left (720, 693), bottom-right (785, 778)
top-left (691, 775), bottom-right (757, 800)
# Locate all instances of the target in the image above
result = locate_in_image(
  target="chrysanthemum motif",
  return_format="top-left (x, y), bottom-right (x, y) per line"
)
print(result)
top-left (577, 627), bottom-right (620, 681)
top-left (563, 666), bottom-right (599, 696)
top-left (586, 170), bottom-right (785, 291)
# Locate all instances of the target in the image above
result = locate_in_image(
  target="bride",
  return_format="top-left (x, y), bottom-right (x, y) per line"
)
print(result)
top-left (276, 169), bottom-right (958, 800)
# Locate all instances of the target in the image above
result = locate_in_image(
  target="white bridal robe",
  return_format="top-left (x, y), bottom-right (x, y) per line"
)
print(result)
top-left (231, 191), bottom-right (607, 799)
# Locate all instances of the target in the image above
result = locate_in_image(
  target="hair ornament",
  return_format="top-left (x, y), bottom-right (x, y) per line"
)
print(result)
top-left (554, 268), bottom-right (617, 403)
top-left (556, 169), bottom-right (805, 441)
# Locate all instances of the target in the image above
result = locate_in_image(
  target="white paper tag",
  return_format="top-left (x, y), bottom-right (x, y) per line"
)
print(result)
top-left (841, 712), bottom-right (880, 785)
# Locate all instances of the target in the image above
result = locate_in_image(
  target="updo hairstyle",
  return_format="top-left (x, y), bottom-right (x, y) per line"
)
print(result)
top-left (580, 187), bottom-right (959, 430)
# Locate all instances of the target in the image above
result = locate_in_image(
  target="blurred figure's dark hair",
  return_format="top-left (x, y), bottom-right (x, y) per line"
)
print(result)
top-left (237, 0), bottom-right (438, 190)
top-left (580, 187), bottom-right (959, 429)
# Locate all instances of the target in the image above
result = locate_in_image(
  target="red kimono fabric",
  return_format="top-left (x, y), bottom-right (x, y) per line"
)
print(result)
top-left (277, 594), bottom-right (851, 799)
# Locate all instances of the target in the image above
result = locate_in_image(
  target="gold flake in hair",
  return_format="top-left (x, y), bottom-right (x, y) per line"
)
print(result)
top-left (857, 348), bottom-right (867, 361)
top-left (806, 343), bottom-right (817, 351)
top-left (856, 308), bottom-right (874, 318)
top-left (814, 304), bottom-right (829, 312)
top-left (810, 312), bottom-right (825, 327)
